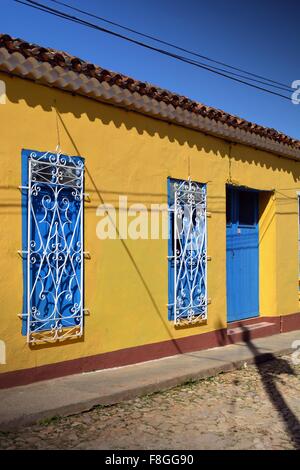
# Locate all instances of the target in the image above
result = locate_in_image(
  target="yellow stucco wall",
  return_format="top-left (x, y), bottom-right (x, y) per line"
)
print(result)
top-left (259, 191), bottom-right (277, 316)
top-left (0, 72), bottom-right (299, 374)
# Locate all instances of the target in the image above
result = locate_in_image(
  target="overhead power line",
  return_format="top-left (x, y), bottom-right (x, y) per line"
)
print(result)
top-left (48, 0), bottom-right (293, 93)
top-left (13, 0), bottom-right (293, 102)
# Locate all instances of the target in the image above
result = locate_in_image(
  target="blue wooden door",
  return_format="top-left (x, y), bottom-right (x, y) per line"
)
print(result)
top-left (226, 186), bottom-right (259, 322)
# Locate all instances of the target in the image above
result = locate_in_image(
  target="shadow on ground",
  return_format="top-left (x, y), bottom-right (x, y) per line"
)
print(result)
top-left (239, 325), bottom-right (300, 449)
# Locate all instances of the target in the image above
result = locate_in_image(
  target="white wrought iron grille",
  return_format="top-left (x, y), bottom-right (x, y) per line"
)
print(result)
top-left (22, 151), bottom-right (84, 344)
top-left (169, 179), bottom-right (207, 325)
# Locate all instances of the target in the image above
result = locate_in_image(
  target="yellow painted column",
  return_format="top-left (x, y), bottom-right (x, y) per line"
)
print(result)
top-left (259, 191), bottom-right (277, 316)
top-left (275, 190), bottom-right (299, 316)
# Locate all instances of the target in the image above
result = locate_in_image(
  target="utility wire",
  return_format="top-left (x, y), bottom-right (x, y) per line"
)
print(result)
top-left (14, 0), bottom-right (292, 101)
top-left (48, 0), bottom-right (293, 93)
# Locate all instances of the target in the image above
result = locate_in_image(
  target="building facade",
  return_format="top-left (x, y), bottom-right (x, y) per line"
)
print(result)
top-left (0, 34), bottom-right (299, 388)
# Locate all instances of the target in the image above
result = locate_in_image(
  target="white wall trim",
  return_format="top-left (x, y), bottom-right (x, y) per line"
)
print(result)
top-left (0, 48), bottom-right (299, 160)
top-left (0, 79), bottom-right (6, 104)
top-left (0, 340), bottom-right (6, 364)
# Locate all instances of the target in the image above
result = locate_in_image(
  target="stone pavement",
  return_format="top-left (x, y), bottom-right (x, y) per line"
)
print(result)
top-left (1, 354), bottom-right (300, 450)
top-left (0, 329), bottom-right (300, 433)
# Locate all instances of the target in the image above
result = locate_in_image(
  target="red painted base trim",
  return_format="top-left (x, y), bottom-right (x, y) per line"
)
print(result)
top-left (280, 311), bottom-right (300, 332)
top-left (1, 312), bottom-right (300, 389)
top-left (225, 316), bottom-right (280, 344)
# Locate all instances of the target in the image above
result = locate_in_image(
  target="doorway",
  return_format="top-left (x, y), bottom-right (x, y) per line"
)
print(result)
top-left (226, 185), bottom-right (259, 322)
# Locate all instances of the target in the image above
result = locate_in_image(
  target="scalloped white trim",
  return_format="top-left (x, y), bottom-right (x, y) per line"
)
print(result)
top-left (1, 48), bottom-right (299, 160)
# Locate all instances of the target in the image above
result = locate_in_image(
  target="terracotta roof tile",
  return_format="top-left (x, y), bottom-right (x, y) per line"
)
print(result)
top-left (0, 33), bottom-right (299, 150)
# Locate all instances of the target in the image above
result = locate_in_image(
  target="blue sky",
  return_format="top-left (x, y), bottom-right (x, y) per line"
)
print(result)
top-left (1, 0), bottom-right (300, 138)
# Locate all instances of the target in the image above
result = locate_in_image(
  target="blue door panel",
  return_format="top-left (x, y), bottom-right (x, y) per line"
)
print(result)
top-left (226, 186), bottom-right (259, 322)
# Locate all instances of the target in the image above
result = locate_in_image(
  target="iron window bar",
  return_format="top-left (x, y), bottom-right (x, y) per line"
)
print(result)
top-left (19, 151), bottom-right (86, 344)
top-left (169, 178), bottom-right (208, 325)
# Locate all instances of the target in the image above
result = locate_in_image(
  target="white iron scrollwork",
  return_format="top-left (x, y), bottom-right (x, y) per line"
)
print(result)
top-left (171, 179), bottom-right (207, 325)
top-left (24, 151), bottom-right (84, 344)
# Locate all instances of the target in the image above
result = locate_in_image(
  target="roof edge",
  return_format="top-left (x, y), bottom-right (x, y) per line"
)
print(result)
top-left (0, 42), bottom-right (299, 161)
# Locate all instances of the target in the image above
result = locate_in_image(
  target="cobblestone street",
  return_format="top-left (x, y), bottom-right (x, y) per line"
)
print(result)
top-left (1, 355), bottom-right (300, 450)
